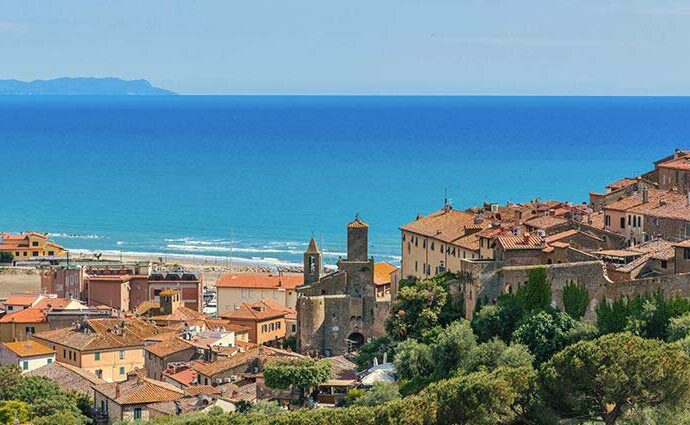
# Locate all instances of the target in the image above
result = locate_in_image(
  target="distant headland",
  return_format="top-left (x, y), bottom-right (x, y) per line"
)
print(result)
top-left (0, 77), bottom-right (176, 95)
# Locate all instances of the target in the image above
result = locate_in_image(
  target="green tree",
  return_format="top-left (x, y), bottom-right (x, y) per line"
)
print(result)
top-left (351, 382), bottom-right (400, 407)
top-left (353, 336), bottom-right (396, 371)
top-left (32, 411), bottom-right (88, 425)
top-left (668, 312), bottom-right (690, 342)
top-left (431, 366), bottom-right (537, 425)
top-left (517, 266), bottom-right (552, 312)
top-left (0, 365), bottom-right (21, 400)
top-left (562, 281), bottom-right (589, 320)
top-left (432, 320), bottom-right (476, 377)
top-left (512, 311), bottom-right (576, 365)
top-left (385, 277), bottom-right (448, 342)
top-left (472, 293), bottom-right (528, 343)
top-left (0, 400), bottom-right (30, 425)
top-left (540, 333), bottom-right (690, 425)
top-left (249, 400), bottom-right (283, 415)
top-left (263, 358), bottom-right (332, 405)
top-left (465, 339), bottom-right (534, 373)
top-left (393, 339), bottom-right (434, 381)
top-left (0, 252), bottom-right (12, 264)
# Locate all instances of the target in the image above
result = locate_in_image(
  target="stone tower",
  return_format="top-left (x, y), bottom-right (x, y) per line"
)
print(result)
top-left (347, 215), bottom-right (368, 261)
top-left (303, 238), bottom-right (322, 285)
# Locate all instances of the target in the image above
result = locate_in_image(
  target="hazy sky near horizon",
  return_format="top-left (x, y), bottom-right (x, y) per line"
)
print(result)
top-left (3, 1), bottom-right (690, 95)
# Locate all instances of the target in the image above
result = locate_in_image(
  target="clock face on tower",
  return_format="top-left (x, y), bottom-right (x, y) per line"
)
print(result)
top-left (309, 256), bottom-right (316, 273)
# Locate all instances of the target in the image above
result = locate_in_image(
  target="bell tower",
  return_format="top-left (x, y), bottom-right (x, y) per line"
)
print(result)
top-left (347, 214), bottom-right (368, 261)
top-left (303, 238), bottom-right (322, 285)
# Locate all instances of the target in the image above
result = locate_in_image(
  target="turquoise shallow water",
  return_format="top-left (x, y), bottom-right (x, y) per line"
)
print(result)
top-left (0, 96), bottom-right (687, 265)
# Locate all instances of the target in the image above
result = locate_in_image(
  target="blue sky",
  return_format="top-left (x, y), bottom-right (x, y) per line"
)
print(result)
top-left (2, 1), bottom-right (690, 94)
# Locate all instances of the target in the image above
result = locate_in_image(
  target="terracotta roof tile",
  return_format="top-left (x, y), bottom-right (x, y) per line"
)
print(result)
top-left (27, 361), bottom-right (105, 395)
top-left (373, 262), bottom-right (397, 286)
top-left (3, 340), bottom-right (54, 357)
top-left (145, 338), bottom-right (193, 358)
top-left (3, 294), bottom-right (41, 306)
top-left (221, 302), bottom-right (287, 321)
top-left (347, 216), bottom-right (369, 228)
top-left (523, 215), bottom-right (568, 230)
top-left (95, 377), bottom-right (184, 405)
top-left (0, 307), bottom-right (47, 323)
top-left (193, 349), bottom-right (259, 377)
top-left (400, 208), bottom-right (479, 243)
top-left (658, 156), bottom-right (690, 171)
top-left (184, 385), bottom-right (221, 396)
top-left (496, 235), bottom-right (545, 250)
top-left (33, 317), bottom-right (165, 351)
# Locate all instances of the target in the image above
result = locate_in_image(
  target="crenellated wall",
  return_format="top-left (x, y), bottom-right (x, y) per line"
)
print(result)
top-left (462, 258), bottom-right (690, 320)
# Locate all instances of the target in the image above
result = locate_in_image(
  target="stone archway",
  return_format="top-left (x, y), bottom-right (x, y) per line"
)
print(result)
top-left (346, 332), bottom-right (365, 352)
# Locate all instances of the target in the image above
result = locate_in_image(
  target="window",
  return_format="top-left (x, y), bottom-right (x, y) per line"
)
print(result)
top-left (270, 323), bottom-right (275, 331)
top-left (620, 217), bottom-right (626, 229)
top-left (95, 369), bottom-right (102, 379)
top-left (22, 361), bottom-right (28, 370)
top-left (605, 215), bottom-right (611, 226)
top-left (32, 251), bottom-right (39, 257)
top-left (628, 215), bottom-right (631, 226)
top-left (47, 358), bottom-right (52, 364)
top-left (120, 367), bottom-right (125, 375)
top-left (261, 324), bottom-right (267, 333)
top-left (277, 321), bottom-right (281, 330)
top-left (22, 252), bottom-right (26, 256)
top-left (94, 352), bottom-right (100, 361)
top-left (25, 327), bottom-right (35, 334)
top-left (685, 248), bottom-right (690, 260)
top-left (63, 349), bottom-right (66, 358)
top-left (414, 261), bottom-right (418, 271)
top-left (661, 260), bottom-right (668, 269)
top-left (48, 251), bottom-right (54, 256)
top-left (291, 324), bottom-right (296, 332)
top-left (430, 242), bottom-right (435, 250)
top-left (14, 252), bottom-right (19, 257)
top-left (32, 241), bottom-right (38, 247)
top-left (134, 407), bottom-right (142, 420)
top-left (119, 350), bottom-right (125, 360)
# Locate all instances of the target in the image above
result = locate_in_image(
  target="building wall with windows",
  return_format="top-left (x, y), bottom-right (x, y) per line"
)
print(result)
top-left (29, 336), bottom-right (145, 383)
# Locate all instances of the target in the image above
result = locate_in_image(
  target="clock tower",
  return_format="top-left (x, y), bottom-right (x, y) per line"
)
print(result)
top-left (303, 238), bottom-right (322, 285)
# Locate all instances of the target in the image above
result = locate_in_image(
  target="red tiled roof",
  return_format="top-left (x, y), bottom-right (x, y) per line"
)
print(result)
top-left (605, 189), bottom-right (684, 212)
top-left (373, 262), bottom-right (397, 286)
top-left (221, 302), bottom-right (287, 322)
top-left (216, 274), bottom-right (302, 290)
top-left (400, 208), bottom-right (479, 243)
top-left (3, 340), bottom-right (54, 357)
top-left (496, 235), bottom-right (544, 250)
top-left (0, 307), bottom-right (47, 323)
top-left (658, 156), bottom-right (690, 171)
top-left (193, 348), bottom-right (259, 377)
top-left (3, 294), bottom-right (41, 306)
top-left (184, 385), bottom-right (221, 396)
top-left (523, 215), bottom-right (568, 230)
top-left (347, 216), bottom-right (369, 229)
top-left (145, 338), bottom-right (193, 358)
top-left (95, 377), bottom-right (184, 405)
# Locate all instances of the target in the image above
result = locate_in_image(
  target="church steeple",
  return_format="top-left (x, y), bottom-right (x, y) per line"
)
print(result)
top-left (304, 238), bottom-right (322, 284)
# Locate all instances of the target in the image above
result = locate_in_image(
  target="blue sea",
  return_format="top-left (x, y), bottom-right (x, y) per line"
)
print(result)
top-left (1, 96), bottom-right (688, 266)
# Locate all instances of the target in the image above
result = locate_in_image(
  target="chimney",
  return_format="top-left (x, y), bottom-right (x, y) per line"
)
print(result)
top-left (523, 234), bottom-right (530, 244)
top-left (115, 384), bottom-right (121, 399)
top-left (642, 186), bottom-right (649, 204)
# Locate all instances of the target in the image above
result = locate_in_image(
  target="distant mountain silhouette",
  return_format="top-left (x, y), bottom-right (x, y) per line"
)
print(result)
top-left (0, 77), bottom-right (176, 95)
